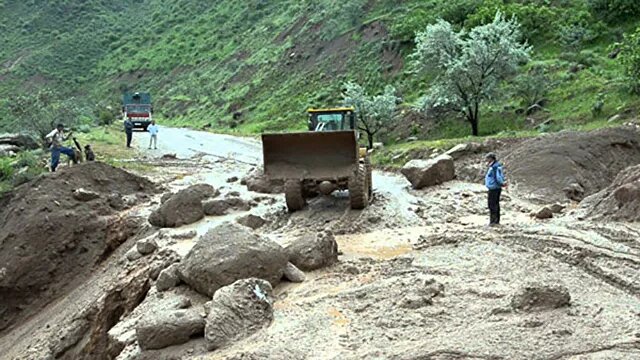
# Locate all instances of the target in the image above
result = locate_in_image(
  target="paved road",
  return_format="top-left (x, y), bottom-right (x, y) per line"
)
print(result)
top-left (134, 126), bottom-right (261, 165)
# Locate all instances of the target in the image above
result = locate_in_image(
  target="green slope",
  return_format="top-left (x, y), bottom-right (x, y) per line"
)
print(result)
top-left (1, 0), bottom-right (639, 139)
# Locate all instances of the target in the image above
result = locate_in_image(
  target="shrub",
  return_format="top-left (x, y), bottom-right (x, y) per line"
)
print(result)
top-left (0, 157), bottom-right (13, 181)
top-left (588, 0), bottom-right (640, 21)
top-left (558, 24), bottom-right (596, 51)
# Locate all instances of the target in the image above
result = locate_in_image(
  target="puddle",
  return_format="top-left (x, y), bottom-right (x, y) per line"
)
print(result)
top-left (336, 226), bottom-right (426, 259)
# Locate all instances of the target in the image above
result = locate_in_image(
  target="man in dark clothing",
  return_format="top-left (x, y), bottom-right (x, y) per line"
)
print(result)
top-left (124, 119), bottom-right (134, 148)
top-left (484, 152), bottom-right (506, 226)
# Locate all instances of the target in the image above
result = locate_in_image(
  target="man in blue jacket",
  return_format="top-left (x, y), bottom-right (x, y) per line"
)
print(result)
top-left (485, 152), bottom-right (506, 226)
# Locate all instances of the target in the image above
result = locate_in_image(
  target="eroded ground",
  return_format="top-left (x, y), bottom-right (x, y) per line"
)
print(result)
top-left (2, 127), bottom-right (639, 360)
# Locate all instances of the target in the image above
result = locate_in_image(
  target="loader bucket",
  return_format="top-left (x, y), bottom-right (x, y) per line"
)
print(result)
top-left (262, 130), bottom-right (358, 180)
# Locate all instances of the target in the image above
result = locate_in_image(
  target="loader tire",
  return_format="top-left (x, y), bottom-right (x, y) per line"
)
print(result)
top-left (364, 157), bottom-right (373, 198)
top-left (349, 164), bottom-right (369, 210)
top-left (285, 179), bottom-right (306, 212)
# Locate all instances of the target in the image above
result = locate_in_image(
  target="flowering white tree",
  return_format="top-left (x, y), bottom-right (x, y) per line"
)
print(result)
top-left (343, 82), bottom-right (399, 148)
top-left (413, 12), bottom-right (531, 136)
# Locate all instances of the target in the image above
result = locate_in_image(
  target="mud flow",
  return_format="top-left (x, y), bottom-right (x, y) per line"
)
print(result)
top-left (1, 126), bottom-right (639, 360)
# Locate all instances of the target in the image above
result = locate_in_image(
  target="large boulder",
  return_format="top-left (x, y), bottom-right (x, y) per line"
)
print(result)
top-left (136, 310), bottom-right (205, 350)
top-left (205, 278), bottom-right (274, 350)
top-left (242, 168), bottom-right (284, 194)
top-left (148, 184), bottom-right (217, 227)
top-left (178, 222), bottom-right (288, 297)
top-left (285, 231), bottom-right (338, 271)
top-left (401, 155), bottom-right (456, 189)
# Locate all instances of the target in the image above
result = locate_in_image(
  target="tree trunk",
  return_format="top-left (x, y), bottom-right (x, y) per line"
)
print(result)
top-left (366, 132), bottom-right (374, 149)
top-left (470, 120), bottom-right (478, 136)
top-left (468, 103), bottom-right (480, 136)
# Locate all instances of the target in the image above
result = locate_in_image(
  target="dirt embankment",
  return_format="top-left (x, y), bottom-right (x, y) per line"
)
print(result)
top-left (580, 164), bottom-right (640, 221)
top-left (504, 127), bottom-right (640, 203)
top-left (0, 162), bottom-right (156, 333)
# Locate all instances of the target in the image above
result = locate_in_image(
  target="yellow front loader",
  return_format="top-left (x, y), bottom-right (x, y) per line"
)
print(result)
top-left (261, 108), bottom-right (372, 212)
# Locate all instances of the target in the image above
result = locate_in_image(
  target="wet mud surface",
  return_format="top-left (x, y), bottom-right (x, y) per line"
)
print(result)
top-left (2, 127), bottom-right (639, 359)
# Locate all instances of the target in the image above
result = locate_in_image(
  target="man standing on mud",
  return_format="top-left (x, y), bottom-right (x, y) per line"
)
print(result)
top-left (485, 152), bottom-right (506, 226)
top-left (124, 118), bottom-right (134, 148)
top-left (46, 123), bottom-right (76, 172)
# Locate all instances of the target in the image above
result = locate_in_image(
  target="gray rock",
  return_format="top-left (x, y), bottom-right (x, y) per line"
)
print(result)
top-left (203, 197), bottom-right (251, 216)
top-left (511, 283), bottom-right (571, 311)
top-left (608, 114), bottom-right (621, 123)
top-left (548, 203), bottom-right (566, 214)
top-left (237, 214), bottom-right (267, 229)
top-left (137, 238), bottom-right (158, 255)
top-left (160, 192), bottom-right (174, 204)
top-left (401, 155), bottom-right (456, 189)
top-left (125, 247), bottom-right (142, 262)
top-left (72, 188), bottom-right (100, 202)
top-left (444, 143), bottom-right (471, 160)
top-left (285, 231), bottom-right (338, 271)
top-left (156, 263), bottom-right (181, 292)
top-left (149, 185), bottom-right (211, 228)
top-left (0, 133), bottom-right (39, 150)
top-left (282, 262), bottom-right (306, 283)
top-left (532, 206), bottom-right (554, 219)
top-left (185, 183), bottom-right (219, 199)
top-left (205, 278), bottom-right (274, 350)
top-left (172, 230), bottom-right (198, 239)
top-left (243, 168), bottom-right (284, 194)
top-left (398, 279), bottom-right (444, 309)
top-left (563, 183), bottom-right (585, 202)
top-left (226, 176), bottom-right (239, 183)
top-left (224, 196), bottom-right (251, 211)
top-left (178, 222), bottom-right (288, 297)
top-left (107, 193), bottom-right (125, 210)
top-left (203, 199), bottom-right (231, 216)
top-left (136, 310), bottom-right (205, 350)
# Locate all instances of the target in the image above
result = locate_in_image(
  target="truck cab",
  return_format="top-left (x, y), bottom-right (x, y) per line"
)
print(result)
top-left (122, 92), bottom-right (153, 131)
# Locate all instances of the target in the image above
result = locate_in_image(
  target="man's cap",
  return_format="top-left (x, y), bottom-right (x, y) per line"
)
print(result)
top-left (57, 123), bottom-right (65, 128)
top-left (485, 152), bottom-right (497, 160)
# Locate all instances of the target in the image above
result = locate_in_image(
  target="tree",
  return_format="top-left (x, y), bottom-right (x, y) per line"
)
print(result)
top-left (7, 89), bottom-right (80, 142)
top-left (617, 26), bottom-right (640, 94)
top-left (412, 12), bottom-right (530, 136)
top-left (342, 82), bottom-right (399, 149)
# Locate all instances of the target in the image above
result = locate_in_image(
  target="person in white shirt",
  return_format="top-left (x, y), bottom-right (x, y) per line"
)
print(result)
top-left (147, 120), bottom-right (159, 149)
top-left (46, 123), bottom-right (76, 172)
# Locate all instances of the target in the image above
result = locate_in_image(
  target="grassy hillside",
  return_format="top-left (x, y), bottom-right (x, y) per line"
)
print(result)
top-left (0, 0), bottom-right (639, 140)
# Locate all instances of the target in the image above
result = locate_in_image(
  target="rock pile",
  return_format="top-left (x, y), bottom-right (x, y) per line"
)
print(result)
top-left (178, 222), bottom-right (288, 297)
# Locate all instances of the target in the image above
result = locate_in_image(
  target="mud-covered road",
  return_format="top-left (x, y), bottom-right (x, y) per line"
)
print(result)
top-left (3, 127), bottom-right (640, 360)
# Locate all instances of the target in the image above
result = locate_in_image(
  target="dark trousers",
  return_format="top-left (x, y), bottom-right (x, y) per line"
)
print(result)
top-left (488, 188), bottom-right (501, 224)
top-left (51, 146), bottom-right (75, 172)
top-left (126, 130), bottom-right (133, 147)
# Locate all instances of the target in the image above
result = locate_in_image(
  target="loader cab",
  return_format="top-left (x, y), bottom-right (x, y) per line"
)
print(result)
top-left (307, 108), bottom-right (356, 132)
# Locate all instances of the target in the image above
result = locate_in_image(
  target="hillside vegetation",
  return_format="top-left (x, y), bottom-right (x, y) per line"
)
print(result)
top-left (1, 0), bottom-right (639, 141)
